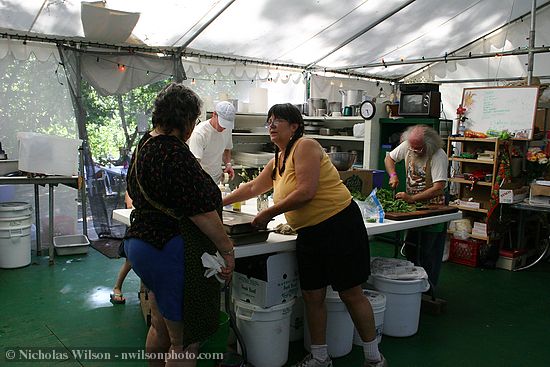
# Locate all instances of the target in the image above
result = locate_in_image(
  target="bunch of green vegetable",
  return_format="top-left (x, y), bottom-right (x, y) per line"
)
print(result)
top-left (375, 188), bottom-right (416, 212)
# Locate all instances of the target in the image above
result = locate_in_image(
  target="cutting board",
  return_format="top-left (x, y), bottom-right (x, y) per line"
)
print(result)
top-left (384, 205), bottom-right (458, 221)
top-left (222, 210), bottom-right (256, 234)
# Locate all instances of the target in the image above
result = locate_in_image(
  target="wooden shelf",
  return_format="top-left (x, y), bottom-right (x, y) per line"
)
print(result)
top-left (449, 203), bottom-right (489, 213)
top-left (449, 157), bottom-right (495, 164)
top-left (448, 137), bottom-right (498, 143)
top-left (449, 178), bottom-right (492, 187)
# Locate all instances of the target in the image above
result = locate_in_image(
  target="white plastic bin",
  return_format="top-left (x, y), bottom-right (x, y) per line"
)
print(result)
top-left (53, 235), bottom-right (89, 255)
top-left (289, 296), bottom-right (304, 342)
top-left (234, 299), bottom-right (294, 367)
top-left (372, 275), bottom-right (430, 337)
top-left (17, 132), bottom-right (82, 176)
top-left (353, 289), bottom-right (386, 345)
top-left (0, 202), bottom-right (32, 268)
top-left (0, 225), bottom-right (31, 268)
top-left (304, 287), bottom-right (354, 358)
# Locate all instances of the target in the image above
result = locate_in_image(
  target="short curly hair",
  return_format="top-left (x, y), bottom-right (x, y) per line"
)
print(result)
top-left (151, 82), bottom-right (202, 136)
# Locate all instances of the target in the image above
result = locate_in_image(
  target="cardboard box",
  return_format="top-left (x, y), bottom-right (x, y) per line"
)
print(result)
top-left (529, 182), bottom-right (550, 206)
top-left (339, 169), bottom-right (384, 196)
top-left (233, 252), bottom-right (299, 308)
top-left (499, 185), bottom-right (529, 204)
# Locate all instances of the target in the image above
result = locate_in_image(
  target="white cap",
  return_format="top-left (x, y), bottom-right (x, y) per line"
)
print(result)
top-left (215, 101), bottom-right (236, 129)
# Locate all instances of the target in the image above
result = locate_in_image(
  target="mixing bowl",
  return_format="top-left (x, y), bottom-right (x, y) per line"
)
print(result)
top-left (327, 152), bottom-right (357, 171)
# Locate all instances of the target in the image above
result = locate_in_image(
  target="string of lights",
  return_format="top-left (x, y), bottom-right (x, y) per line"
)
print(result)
top-left (91, 53), bottom-right (298, 84)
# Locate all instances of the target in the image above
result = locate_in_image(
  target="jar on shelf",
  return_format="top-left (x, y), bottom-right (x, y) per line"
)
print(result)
top-left (256, 193), bottom-right (269, 212)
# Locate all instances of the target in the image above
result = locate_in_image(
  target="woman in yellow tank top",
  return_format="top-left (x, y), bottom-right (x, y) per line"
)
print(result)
top-left (223, 104), bottom-right (387, 367)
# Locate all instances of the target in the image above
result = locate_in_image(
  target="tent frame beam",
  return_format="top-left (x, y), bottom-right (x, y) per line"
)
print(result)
top-left (327, 46), bottom-right (550, 72)
top-left (305, 0), bottom-right (416, 70)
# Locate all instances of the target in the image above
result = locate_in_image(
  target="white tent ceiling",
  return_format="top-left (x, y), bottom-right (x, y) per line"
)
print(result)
top-left (0, 0), bottom-right (549, 81)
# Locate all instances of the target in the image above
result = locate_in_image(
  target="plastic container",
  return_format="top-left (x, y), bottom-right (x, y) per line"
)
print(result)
top-left (0, 202), bottom-right (32, 229)
top-left (0, 224), bottom-right (31, 268)
top-left (289, 296), bottom-right (304, 342)
top-left (17, 132), bottom-right (82, 176)
top-left (372, 275), bottom-right (430, 337)
top-left (53, 234), bottom-right (90, 255)
top-left (0, 202), bottom-right (32, 268)
top-left (197, 311), bottom-right (230, 367)
top-left (234, 299), bottom-right (294, 367)
top-left (304, 287), bottom-right (354, 358)
top-left (353, 289), bottom-right (386, 345)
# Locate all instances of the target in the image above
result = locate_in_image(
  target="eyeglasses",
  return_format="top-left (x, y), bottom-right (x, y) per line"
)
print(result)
top-left (408, 146), bottom-right (424, 154)
top-left (265, 118), bottom-right (286, 129)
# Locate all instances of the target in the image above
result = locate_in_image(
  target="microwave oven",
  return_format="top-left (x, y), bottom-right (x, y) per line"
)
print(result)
top-left (398, 91), bottom-right (441, 118)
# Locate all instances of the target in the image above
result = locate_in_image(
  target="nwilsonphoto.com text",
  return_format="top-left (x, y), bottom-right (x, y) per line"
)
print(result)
top-left (3, 347), bottom-right (223, 362)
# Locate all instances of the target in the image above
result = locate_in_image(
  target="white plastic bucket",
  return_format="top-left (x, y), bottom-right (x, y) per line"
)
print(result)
top-left (304, 287), bottom-right (354, 358)
top-left (234, 299), bottom-right (295, 367)
top-left (0, 202), bottom-right (32, 219)
top-left (372, 275), bottom-right (430, 337)
top-left (0, 224), bottom-right (32, 268)
top-left (353, 289), bottom-right (386, 345)
top-left (0, 202), bottom-right (32, 230)
top-left (289, 296), bottom-right (304, 342)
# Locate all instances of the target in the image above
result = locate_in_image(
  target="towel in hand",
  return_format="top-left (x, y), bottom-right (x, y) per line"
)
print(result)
top-left (201, 252), bottom-right (226, 283)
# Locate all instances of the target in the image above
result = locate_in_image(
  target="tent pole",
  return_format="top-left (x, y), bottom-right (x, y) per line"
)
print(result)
top-left (175, 0), bottom-right (237, 50)
top-left (527, 0), bottom-right (537, 86)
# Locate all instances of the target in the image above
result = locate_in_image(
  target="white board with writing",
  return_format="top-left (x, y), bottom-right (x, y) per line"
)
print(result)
top-left (461, 86), bottom-right (538, 140)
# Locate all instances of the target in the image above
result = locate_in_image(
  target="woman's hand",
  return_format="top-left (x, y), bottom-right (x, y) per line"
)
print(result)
top-left (252, 209), bottom-right (273, 229)
top-left (219, 252), bottom-right (235, 284)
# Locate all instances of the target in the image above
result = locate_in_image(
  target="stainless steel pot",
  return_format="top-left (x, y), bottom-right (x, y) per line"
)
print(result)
top-left (339, 90), bottom-right (364, 107)
top-left (308, 98), bottom-right (327, 117)
top-left (328, 101), bottom-right (342, 114)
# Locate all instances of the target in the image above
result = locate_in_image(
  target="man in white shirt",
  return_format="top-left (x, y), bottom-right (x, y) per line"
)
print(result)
top-left (384, 124), bottom-right (448, 287)
top-left (188, 101), bottom-right (236, 184)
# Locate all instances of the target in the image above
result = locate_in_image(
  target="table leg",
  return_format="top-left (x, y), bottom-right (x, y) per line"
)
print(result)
top-left (48, 184), bottom-right (55, 265)
top-left (34, 184), bottom-right (41, 255)
top-left (81, 177), bottom-right (87, 237)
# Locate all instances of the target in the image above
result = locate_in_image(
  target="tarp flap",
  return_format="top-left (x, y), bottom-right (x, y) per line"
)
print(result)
top-left (80, 53), bottom-right (175, 96)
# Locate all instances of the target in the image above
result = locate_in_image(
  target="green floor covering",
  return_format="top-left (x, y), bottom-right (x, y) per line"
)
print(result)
top-left (1, 241), bottom-right (549, 367)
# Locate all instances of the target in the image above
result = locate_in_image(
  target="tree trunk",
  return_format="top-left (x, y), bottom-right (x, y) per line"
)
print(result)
top-left (117, 95), bottom-right (131, 148)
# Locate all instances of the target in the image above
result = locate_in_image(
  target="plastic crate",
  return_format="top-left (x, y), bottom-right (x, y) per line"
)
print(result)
top-left (449, 238), bottom-right (488, 267)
